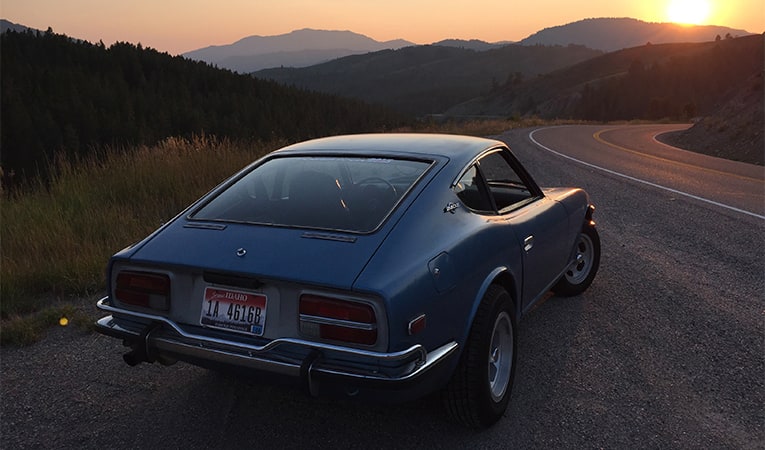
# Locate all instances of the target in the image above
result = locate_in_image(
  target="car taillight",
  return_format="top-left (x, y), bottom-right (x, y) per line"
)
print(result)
top-left (115, 271), bottom-right (171, 311)
top-left (299, 294), bottom-right (377, 345)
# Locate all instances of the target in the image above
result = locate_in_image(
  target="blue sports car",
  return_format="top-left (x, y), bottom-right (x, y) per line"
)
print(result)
top-left (96, 133), bottom-right (600, 427)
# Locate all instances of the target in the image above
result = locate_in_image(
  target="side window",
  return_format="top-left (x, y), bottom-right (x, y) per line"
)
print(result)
top-left (478, 151), bottom-right (533, 211)
top-left (454, 165), bottom-right (493, 213)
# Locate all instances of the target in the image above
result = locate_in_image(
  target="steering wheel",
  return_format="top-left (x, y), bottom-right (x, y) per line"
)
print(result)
top-left (357, 177), bottom-right (398, 199)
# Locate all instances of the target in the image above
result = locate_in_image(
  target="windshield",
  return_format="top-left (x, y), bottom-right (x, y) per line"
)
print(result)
top-left (190, 155), bottom-right (432, 233)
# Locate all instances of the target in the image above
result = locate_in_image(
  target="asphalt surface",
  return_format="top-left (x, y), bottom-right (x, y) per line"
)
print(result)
top-left (2, 125), bottom-right (763, 449)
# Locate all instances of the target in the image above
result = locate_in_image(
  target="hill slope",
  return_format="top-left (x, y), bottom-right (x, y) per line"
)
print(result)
top-left (448, 35), bottom-right (762, 119)
top-left (431, 39), bottom-right (508, 50)
top-left (520, 17), bottom-right (754, 52)
top-left (255, 44), bottom-right (602, 116)
top-left (660, 70), bottom-right (763, 165)
top-left (0, 19), bottom-right (32, 33)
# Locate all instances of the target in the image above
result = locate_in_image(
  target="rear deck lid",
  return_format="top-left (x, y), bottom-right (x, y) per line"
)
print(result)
top-left (128, 221), bottom-right (383, 289)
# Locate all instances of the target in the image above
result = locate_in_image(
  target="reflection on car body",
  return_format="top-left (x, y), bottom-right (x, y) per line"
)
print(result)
top-left (95, 133), bottom-right (600, 428)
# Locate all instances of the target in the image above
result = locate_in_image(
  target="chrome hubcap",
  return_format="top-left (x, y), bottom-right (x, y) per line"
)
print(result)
top-left (565, 233), bottom-right (594, 284)
top-left (488, 311), bottom-right (513, 402)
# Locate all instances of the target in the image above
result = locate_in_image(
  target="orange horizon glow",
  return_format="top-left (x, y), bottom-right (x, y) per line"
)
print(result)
top-left (1, 0), bottom-right (762, 55)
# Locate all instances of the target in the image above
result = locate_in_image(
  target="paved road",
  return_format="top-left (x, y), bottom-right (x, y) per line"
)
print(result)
top-left (2, 125), bottom-right (763, 449)
top-left (530, 124), bottom-right (764, 218)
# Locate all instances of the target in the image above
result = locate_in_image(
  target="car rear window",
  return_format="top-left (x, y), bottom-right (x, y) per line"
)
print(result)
top-left (190, 156), bottom-right (432, 233)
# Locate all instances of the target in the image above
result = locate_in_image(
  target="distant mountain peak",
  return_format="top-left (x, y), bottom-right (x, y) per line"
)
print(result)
top-left (519, 17), bottom-right (753, 52)
top-left (183, 29), bottom-right (414, 73)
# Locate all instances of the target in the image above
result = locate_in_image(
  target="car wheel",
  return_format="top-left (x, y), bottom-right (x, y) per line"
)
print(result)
top-left (443, 285), bottom-right (517, 428)
top-left (552, 225), bottom-right (601, 296)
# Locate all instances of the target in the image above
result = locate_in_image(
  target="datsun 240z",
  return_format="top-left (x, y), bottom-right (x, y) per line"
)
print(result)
top-left (96, 133), bottom-right (600, 428)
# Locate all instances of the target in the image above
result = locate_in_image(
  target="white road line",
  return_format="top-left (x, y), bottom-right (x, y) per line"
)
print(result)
top-left (528, 127), bottom-right (765, 220)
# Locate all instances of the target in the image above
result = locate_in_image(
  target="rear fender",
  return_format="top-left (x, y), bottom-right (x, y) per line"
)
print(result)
top-left (544, 187), bottom-right (588, 213)
top-left (544, 187), bottom-right (594, 259)
top-left (562, 203), bottom-right (597, 267)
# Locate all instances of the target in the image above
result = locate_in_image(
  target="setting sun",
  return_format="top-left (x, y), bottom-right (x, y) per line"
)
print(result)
top-left (666, 0), bottom-right (712, 25)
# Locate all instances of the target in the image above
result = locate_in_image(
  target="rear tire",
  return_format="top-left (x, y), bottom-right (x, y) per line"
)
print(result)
top-left (552, 225), bottom-right (601, 296)
top-left (443, 285), bottom-right (517, 428)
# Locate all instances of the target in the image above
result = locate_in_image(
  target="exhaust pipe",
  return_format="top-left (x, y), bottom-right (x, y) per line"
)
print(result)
top-left (300, 349), bottom-right (321, 397)
top-left (123, 350), bottom-right (144, 366)
top-left (122, 322), bottom-right (160, 366)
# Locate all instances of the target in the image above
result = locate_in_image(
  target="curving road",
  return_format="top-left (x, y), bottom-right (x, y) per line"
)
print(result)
top-left (529, 124), bottom-right (764, 219)
top-left (2, 125), bottom-right (763, 449)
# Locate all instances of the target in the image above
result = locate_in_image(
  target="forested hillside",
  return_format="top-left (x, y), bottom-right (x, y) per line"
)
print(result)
top-left (449, 35), bottom-right (763, 122)
top-left (1, 29), bottom-right (406, 181)
top-left (255, 44), bottom-right (602, 116)
top-left (574, 35), bottom-right (763, 121)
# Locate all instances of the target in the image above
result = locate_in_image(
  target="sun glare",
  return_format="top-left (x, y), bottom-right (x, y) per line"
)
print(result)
top-left (666, 0), bottom-right (712, 25)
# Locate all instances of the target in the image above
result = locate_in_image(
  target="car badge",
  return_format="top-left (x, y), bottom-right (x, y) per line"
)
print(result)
top-left (443, 202), bottom-right (460, 214)
top-left (236, 248), bottom-right (247, 257)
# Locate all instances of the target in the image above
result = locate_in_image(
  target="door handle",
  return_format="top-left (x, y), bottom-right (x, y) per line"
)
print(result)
top-left (524, 235), bottom-right (534, 252)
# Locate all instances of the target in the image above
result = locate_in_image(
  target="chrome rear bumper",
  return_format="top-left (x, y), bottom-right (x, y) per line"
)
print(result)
top-left (96, 297), bottom-right (458, 396)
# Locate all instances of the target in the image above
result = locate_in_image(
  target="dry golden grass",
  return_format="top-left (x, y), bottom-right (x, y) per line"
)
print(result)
top-left (1, 136), bottom-right (282, 319)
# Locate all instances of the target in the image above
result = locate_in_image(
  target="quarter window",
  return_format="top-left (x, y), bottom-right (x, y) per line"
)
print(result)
top-left (454, 149), bottom-right (537, 214)
top-left (477, 151), bottom-right (534, 211)
top-left (454, 165), bottom-right (493, 212)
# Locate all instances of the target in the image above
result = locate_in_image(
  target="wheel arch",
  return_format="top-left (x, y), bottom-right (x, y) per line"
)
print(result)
top-left (491, 270), bottom-right (520, 319)
top-left (459, 267), bottom-right (520, 346)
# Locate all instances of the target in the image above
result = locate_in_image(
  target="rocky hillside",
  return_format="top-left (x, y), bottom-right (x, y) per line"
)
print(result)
top-left (660, 70), bottom-right (764, 165)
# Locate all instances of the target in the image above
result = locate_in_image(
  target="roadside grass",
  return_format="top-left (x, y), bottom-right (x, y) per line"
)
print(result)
top-left (0, 303), bottom-right (94, 346)
top-left (1, 135), bottom-right (283, 344)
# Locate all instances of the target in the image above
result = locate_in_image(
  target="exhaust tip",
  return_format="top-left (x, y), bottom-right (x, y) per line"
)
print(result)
top-left (123, 351), bottom-right (143, 366)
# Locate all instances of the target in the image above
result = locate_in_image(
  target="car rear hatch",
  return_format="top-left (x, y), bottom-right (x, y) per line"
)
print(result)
top-left (124, 219), bottom-right (386, 289)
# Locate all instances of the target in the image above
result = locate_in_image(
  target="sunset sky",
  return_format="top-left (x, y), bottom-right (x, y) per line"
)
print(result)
top-left (2, 0), bottom-right (763, 55)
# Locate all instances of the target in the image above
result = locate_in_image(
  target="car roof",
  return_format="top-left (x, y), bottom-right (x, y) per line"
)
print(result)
top-left (274, 133), bottom-right (506, 165)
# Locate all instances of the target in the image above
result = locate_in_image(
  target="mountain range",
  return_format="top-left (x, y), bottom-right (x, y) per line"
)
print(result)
top-left (3, 17), bottom-right (754, 73)
top-left (181, 18), bottom-right (754, 73)
top-left (183, 28), bottom-right (414, 73)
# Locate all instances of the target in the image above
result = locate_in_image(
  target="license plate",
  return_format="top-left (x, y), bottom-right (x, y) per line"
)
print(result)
top-left (200, 287), bottom-right (267, 335)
